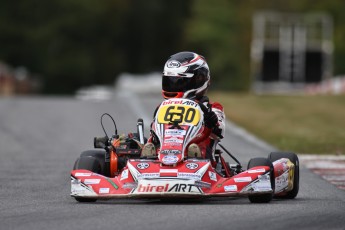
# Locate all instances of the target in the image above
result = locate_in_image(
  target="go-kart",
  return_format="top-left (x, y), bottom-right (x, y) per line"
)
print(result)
top-left (71, 98), bottom-right (299, 203)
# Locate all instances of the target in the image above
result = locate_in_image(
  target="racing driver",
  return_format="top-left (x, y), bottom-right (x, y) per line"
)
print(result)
top-left (142, 51), bottom-right (225, 163)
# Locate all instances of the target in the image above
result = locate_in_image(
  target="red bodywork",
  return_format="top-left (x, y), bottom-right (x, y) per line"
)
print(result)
top-left (71, 161), bottom-right (272, 199)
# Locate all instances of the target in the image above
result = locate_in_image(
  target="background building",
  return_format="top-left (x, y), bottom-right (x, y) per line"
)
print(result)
top-left (251, 12), bottom-right (333, 93)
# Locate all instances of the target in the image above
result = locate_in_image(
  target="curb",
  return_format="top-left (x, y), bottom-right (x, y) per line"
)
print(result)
top-left (299, 154), bottom-right (345, 191)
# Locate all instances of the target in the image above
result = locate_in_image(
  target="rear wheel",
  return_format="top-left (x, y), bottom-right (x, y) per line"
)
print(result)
top-left (74, 150), bottom-right (110, 176)
top-left (247, 157), bottom-right (274, 203)
top-left (73, 150), bottom-right (109, 202)
top-left (268, 152), bottom-right (299, 199)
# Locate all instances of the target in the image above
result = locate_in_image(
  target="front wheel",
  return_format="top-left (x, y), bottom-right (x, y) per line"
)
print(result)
top-left (73, 150), bottom-right (109, 202)
top-left (247, 157), bottom-right (274, 203)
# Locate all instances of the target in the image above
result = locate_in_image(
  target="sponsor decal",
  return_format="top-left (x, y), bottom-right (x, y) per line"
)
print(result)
top-left (234, 177), bottom-right (252, 183)
top-left (138, 183), bottom-right (169, 193)
top-left (182, 100), bottom-right (198, 107)
top-left (71, 182), bottom-right (97, 196)
top-left (167, 60), bottom-right (181, 68)
top-left (160, 169), bottom-right (178, 177)
top-left (99, 188), bottom-right (110, 194)
top-left (253, 175), bottom-right (272, 192)
top-left (275, 171), bottom-right (289, 193)
top-left (164, 138), bottom-right (183, 144)
top-left (137, 162), bottom-right (150, 170)
top-left (105, 178), bottom-right (119, 189)
top-left (137, 183), bottom-right (201, 193)
top-left (84, 179), bottom-right (101, 184)
top-left (186, 163), bottom-right (199, 170)
top-left (165, 129), bottom-right (186, 136)
top-left (75, 172), bottom-right (92, 177)
top-left (247, 168), bottom-right (266, 173)
top-left (123, 182), bottom-right (138, 189)
top-left (168, 183), bottom-right (200, 193)
top-left (224, 185), bottom-right (237, 192)
top-left (163, 142), bottom-right (181, 147)
top-left (160, 149), bottom-right (181, 155)
top-left (137, 173), bottom-right (160, 179)
top-left (161, 99), bottom-right (198, 107)
top-left (253, 183), bottom-right (272, 192)
top-left (208, 171), bottom-right (217, 182)
top-left (120, 169), bottom-right (129, 181)
top-left (162, 155), bottom-right (178, 164)
top-left (162, 100), bottom-right (183, 105)
top-left (177, 172), bottom-right (201, 180)
top-left (194, 181), bottom-right (211, 189)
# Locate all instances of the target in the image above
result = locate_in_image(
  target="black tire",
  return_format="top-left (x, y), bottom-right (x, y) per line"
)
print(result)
top-left (268, 152), bottom-right (299, 199)
top-left (73, 150), bottom-right (109, 202)
top-left (74, 150), bottom-right (110, 177)
top-left (74, 197), bottom-right (98, 203)
top-left (247, 157), bottom-right (274, 203)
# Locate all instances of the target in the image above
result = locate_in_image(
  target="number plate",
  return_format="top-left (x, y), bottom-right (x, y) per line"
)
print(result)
top-left (157, 104), bottom-right (201, 126)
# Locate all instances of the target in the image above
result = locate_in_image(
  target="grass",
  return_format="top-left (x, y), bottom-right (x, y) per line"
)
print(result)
top-left (209, 92), bottom-right (345, 155)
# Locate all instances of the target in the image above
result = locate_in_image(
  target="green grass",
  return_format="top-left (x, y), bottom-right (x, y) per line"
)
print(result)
top-left (210, 92), bottom-right (345, 155)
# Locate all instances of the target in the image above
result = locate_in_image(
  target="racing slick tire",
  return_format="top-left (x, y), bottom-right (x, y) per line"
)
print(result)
top-left (73, 150), bottom-right (109, 202)
top-left (268, 152), bottom-right (299, 199)
top-left (74, 150), bottom-right (110, 177)
top-left (247, 157), bottom-right (275, 203)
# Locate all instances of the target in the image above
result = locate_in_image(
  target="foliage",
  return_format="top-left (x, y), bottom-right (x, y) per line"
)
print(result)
top-left (186, 0), bottom-right (345, 90)
top-left (0, 0), bottom-right (345, 93)
top-left (185, 0), bottom-right (244, 90)
top-left (0, 0), bottom-right (191, 93)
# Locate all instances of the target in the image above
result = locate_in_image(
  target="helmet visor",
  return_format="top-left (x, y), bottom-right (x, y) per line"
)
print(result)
top-left (162, 76), bottom-right (192, 92)
top-left (162, 75), bottom-right (207, 93)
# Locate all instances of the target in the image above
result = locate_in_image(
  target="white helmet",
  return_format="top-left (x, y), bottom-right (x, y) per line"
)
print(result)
top-left (162, 51), bottom-right (210, 99)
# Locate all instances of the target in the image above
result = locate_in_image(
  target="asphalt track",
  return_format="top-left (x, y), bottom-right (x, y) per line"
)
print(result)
top-left (1, 93), bottom-right (345, 230)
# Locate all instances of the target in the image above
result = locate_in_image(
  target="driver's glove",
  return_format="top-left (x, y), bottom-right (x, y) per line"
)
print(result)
top-left (212, 126), bottom-right (224, 139)
top-left (204, 110), bottom-right (218, 129)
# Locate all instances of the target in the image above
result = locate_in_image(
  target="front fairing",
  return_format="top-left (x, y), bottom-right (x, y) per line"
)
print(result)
top-left (71, 160), bottom-right (273, 199)
top-left (273, 158), bottom-right (295, 195)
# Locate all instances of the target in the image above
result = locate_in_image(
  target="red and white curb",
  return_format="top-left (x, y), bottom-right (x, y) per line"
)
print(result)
top-left (299, 155), bottom-right (345, 191)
